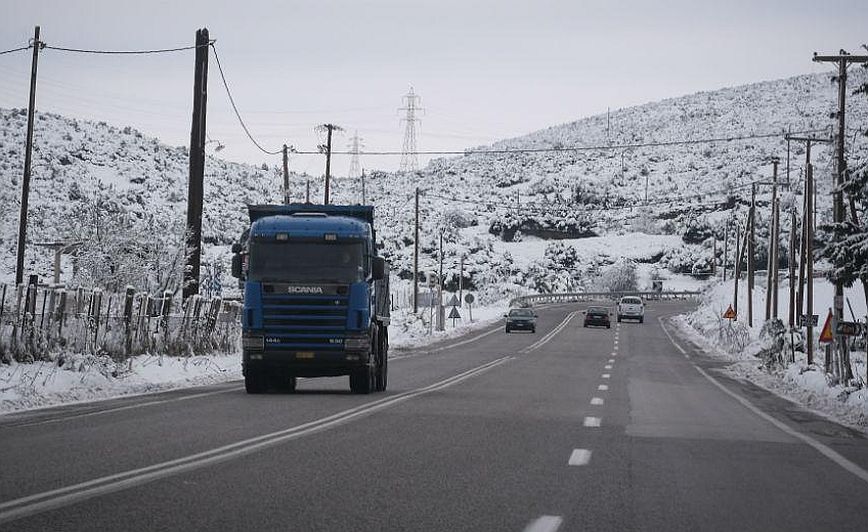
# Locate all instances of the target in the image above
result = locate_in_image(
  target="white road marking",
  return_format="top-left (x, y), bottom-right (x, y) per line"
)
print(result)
top-left (583, 416), bottom-right (602, 427)
top-left (521, 312), bottom-right (577, 354)
top-left (658, 315), bottom-right (868, 486)
top-left (598, 384), bottom-right (609, 391)
top-left (3, 385), bottom-right (244, 428)
top-left (601, 374), bottom-right (610, 379)
top-left (568, 449), bottom-right (593, 466)
top-left (524, 515), bottom-right (563, 532)
top-left (604, 364), bottom-right (612, 369)
top-left (590, 397), bottom-right (604, 405)
top-left (0, 356), bottom-right (514, 524)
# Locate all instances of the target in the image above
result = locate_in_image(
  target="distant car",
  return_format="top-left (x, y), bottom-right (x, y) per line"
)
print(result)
top-left (617, 296), bottom-right (645, 323)
top-left (583, 306), bottom-right (611, 328)
top-left (504, 308), bottom-right (537, 333)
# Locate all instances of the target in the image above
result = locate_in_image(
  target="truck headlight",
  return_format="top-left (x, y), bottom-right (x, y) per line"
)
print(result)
top-left (242, 335), bottom-right (264, 351)
top-left (344, 335), bottom-right (370, 351)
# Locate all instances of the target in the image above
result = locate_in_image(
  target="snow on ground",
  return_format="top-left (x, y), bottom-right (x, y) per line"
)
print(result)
top-left (489, 231), bottom-right (685, 269)
top-left (0, 297), bottom-right (514, 415)
top-left (678, 277), bottom-right (868, 431)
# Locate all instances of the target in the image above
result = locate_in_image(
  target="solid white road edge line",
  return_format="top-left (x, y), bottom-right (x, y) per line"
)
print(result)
top-left (523, 515), bottom-right (563, 532)
top-left (658, 315), bottom-right (868, 486)
top-left (0, 356), bottom-right (514, 524)
top-left (3, 386), bottom-right (245, 429)
top-left (568, 449), bottom-right (592, 466)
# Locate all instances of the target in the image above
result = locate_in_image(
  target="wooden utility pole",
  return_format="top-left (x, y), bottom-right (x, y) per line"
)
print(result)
top-left (305, 180), bottom-right (310, 203)
top-left (806, 162), bottom-right (815, 365)
top-left (813, 51), bottom-right (867, 380)
top-left (361, 169), bottom-right (366, 205)
top-left (788, 209), bottom-right (797, 328)
top-left (712, 237), bottom-right (717, 276)
top-left (183, 28), bottom-right (210, 300)
top-left (748, 183), bottom-right (756, 327)
top-left (282, 144), bottom-right (290, 204)
top-left (317, 124), bottom-right (342, 205)
top-left (765, 158), bottom-right (779, 321)
top-left (722, 219), bottom-right (729, 282)
top-left (772, 199), bottom-right (781, 319)
top-left (437, 231), bottom-right (444, 332)
top-left (15, 26), bottom-right (43, 286)
top-left (413, 187), bottom-right (420, 314)
top-left (734, 222), bottom-right (746, 320)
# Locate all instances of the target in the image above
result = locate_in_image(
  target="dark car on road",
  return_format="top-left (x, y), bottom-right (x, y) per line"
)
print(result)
top-left (504, 308), bottom-right (537, 333)
top-left (583, 306), bottom-right (611, 328)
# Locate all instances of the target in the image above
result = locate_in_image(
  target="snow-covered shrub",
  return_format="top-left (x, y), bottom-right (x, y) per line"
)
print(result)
top-left (595, 258), bottom-right (638, 292)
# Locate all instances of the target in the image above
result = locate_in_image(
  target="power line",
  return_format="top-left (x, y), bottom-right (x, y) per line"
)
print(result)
top-left (209, 43), bottom-right (283, 156)
top-left (0, 45), bottom-right (30, 56)
top-left (43, 43), bottom-right (208, 55)
top-left (293, 128), bottom-right (830, 156)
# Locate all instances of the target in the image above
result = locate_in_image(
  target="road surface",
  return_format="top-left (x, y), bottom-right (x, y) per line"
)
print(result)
top-left (1, 301), bottom-right (867, 531)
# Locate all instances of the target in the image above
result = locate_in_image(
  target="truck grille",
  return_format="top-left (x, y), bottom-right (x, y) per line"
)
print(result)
top-left (261, 290), bottom-right (349, 350)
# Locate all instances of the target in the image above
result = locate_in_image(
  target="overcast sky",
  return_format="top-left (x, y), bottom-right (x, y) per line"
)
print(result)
top-left (2, 0), bottom-right (867, 176)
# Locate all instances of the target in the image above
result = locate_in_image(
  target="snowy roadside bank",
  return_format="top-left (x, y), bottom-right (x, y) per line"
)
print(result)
top-left (0, 299), bottom-right (512, 415)
top-left (677, 279), bottom-right (868, 432)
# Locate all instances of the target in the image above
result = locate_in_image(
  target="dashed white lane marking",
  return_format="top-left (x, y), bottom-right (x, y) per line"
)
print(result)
top-left (590, 397), bottom-right (604, 405)
top-left (597, 384), bottom-right (609, 391)
top-left (601, 374), bottom-right (610, 379)
top-left (604, 364), bottom-right (612, 369)
top-left (568, 449), bottom-right (593, 466)
top-left (658, 315), bottom-right (868, 486)
top-left (524, 515), bottom-right (563, 532)
top-left (583, 416), bottom-right (602, 427)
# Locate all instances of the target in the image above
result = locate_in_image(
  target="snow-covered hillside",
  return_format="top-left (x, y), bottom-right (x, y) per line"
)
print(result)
top-left (1, 69), bottom-right (865, 301)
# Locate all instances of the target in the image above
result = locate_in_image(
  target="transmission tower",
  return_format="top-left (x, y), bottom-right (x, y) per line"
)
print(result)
top-left (348, 130), bottom-right (364, 179)
top-left (399, 86), bottom-right (423, 173)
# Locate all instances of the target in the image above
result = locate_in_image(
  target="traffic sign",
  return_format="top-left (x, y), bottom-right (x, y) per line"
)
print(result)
top-left (818, 311), bottom-right (834, 343)
top-left (835, 321), bottom-right (864, 336)
top-left (464, 293), bottom-right (475, 304)
top-left (448, 306), bottom-right (462, 319)
top-left (723, 305), bottom-right (736, 320)
top-left (799, 314), bottom-right (818, 327)
top-left (447, 294), bottom-right (460, 307)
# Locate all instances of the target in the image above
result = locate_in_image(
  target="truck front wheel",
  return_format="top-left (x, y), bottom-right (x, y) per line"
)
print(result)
top-left (245, 371), bottom-right (267, 394)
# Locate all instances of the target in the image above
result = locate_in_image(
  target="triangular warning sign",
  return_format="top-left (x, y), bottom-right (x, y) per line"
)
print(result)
top-left (818, 310), bottom-right (834, 343)
top-left (723, 304), bottom-right (736, 320)
top-left (448, 307), bottom-right (462, 319)
top-left (447, 294), bottom-right (460, 307)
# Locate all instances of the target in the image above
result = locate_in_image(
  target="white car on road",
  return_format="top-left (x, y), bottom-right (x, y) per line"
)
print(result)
top-left (617, 296), bottom-right (644, 323)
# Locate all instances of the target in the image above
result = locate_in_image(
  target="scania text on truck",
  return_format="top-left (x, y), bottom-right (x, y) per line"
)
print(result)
top-left (231, 204), bottom-right (390, 394)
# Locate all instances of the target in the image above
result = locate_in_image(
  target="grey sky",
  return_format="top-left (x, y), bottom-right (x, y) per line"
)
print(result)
top-left (2, 0), bottom-right (867, 177)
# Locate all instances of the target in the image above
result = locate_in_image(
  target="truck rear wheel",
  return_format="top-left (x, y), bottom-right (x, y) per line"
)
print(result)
top-left (245, 371), bottom-right (267, 394)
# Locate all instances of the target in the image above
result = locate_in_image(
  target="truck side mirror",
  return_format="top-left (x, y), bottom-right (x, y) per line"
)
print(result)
top-left (231, 243), bottom-right (243, 254)
top-left (372, 257), bottom-right (386, 280)
top-left (231, 254), bottom-right (244, 279)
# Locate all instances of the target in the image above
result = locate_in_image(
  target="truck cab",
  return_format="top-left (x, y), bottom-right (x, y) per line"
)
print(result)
top-left (232, 204), bottom-right (390, 394)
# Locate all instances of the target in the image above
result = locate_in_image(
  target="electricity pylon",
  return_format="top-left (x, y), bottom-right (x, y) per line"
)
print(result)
top-left (399, 86), bottom-right (423, 173)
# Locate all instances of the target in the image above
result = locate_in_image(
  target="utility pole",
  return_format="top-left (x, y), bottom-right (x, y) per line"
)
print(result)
top-left (786, 133), bottom-right (831, 364)
top-left (772, 198), bottom-right (781, 319)
top-left (813, 50), bottom-right (867, 380)
top-left (765, 158), bottom-right (779, 321)
top-left (282, 144), bottom-right (294, 204)
top-left (437, 231), bottom-right (444, 332)
top-left (459, 255), bottom-right (465, 306)
top-left (788, 209), bottom-right (797, 328)
top-left (748, 183), bottom-right (756, 327)
top-left (15, 26), bottom-right (43, 286)
top-left (317, 123), bottom-right (342, 205)
top-left (183, 28), bottom-right (210, 300)
top-left (305, 180), bottom-right (310, 203)
top-left (413, 187), bottom-right (420, 314)
top-left (733, 222), bottom-right (744, 320)
top-left (722, 219), bottom-right (729, 282)
top-left (712, 237), bottom-right (717, 276)
top-left (361, 169), bottom-right (366, 205)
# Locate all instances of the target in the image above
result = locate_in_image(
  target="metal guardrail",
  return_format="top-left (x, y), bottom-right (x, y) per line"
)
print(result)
top-left (509, 290), bottom-right (701, 307)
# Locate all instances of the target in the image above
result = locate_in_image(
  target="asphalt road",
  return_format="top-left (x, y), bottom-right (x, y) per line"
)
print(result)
top-left (1, 301), bottom-right (867, 531)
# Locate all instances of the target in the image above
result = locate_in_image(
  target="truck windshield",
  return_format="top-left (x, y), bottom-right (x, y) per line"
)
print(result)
top-left (248, 241), bottom-right (366, 283)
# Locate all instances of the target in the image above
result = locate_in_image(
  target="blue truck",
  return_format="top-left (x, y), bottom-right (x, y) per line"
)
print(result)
top-left (231, 204), bottom-right (390, 394)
